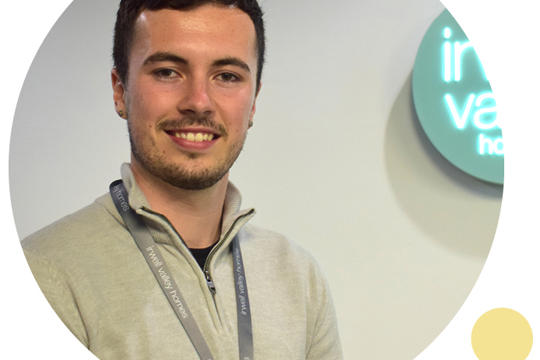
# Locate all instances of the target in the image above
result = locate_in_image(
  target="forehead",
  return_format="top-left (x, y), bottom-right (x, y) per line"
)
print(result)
top-left (130, 5), bottom-right (257, 65)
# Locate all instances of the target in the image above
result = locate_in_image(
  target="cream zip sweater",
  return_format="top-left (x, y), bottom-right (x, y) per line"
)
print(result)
top-left (22, 164), bottom-right (342, 359)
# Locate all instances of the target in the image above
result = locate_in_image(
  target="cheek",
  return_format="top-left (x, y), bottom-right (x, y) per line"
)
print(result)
top-left (126, 93), bottom-right (163, 142)
top-left (217, 90), bottom-right (255, 124)
top-left (129, 80), bottom-right (178, 120)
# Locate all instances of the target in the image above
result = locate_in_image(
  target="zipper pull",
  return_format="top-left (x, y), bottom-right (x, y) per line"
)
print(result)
top-left (205, 270), bottom-right (216, 295)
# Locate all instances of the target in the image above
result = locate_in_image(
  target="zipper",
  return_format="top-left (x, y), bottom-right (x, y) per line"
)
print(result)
top-left (202, 209), bottom-right (255, 294)
top-left (205, 270), bottom-right (216, 294)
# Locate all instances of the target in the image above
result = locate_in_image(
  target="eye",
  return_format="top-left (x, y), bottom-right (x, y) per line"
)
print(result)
top-left (153, 68), bottom-right (179, 80)
top-left (216, 72), bottom-right (240, 83)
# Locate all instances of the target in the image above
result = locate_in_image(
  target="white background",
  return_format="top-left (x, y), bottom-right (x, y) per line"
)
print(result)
top-left (2, 0), bottom-right (539, 359)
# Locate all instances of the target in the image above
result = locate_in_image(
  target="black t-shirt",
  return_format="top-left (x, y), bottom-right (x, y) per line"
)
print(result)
top-left (189, 244), bottom-right (214, 270)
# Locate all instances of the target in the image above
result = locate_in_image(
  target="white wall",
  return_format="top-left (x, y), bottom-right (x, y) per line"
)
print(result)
top-left (10, 0), bottom-right (502, 358)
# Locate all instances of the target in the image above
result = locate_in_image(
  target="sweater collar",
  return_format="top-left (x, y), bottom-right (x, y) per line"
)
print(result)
top-left (119, 163), bottom-right (252, 235)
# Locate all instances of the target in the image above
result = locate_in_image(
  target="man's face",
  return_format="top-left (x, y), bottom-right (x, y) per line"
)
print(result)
top-left (112, 5), bottom-right (259, 190)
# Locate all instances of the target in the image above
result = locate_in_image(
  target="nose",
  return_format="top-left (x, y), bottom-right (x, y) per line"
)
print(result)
top-left (178, 76), bottom-right (213, 115)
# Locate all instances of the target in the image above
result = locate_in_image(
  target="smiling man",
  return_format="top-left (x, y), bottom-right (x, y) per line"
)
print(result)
top-left (22, 1), bottom-right (342, 359)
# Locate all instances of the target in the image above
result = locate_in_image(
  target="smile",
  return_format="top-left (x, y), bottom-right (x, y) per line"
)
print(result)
top-left (165, 129), bottom-right (220, 151)
top-left (172, 131), bottom-right (215, 142)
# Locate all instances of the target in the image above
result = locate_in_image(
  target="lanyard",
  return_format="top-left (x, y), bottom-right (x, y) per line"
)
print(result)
top-left (110, 180), bottom-right (254, 360)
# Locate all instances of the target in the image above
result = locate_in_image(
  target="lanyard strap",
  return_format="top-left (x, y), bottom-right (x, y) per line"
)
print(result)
top-left (110, 180), bottom-right (254, 360)
top-left (232, 234), bottom-right (254, 360)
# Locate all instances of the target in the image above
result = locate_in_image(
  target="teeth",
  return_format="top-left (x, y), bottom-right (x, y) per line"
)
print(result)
top-left (173, 132), bottom-right (215, 142)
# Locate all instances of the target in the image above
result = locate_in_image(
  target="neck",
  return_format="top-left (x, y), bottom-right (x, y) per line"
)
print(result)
top-left (130, 159), bottom-right (228, 249)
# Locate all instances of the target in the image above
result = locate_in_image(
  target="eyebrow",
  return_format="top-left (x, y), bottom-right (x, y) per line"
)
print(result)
top-left (212, 57), bottom-right (251, 73)
top-left (142, 52), bottom-right (251, 73)
top-left (143, 52), bottom-right (187, 66)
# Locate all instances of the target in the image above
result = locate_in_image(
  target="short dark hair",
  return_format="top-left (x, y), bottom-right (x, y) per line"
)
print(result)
top-left (113, 0), bottom-right (265, 86)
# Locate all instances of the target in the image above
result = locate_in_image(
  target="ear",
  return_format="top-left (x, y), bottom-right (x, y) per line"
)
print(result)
top-left (111, 68), bottom-right (128, 119)
top-left (249, 82), bottom-right (262, 127)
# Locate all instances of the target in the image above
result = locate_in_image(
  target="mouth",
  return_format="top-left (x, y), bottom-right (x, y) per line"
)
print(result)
top-left (166, 130), bottom-right (219, 142)
top-left (164, 129), bottom-right (221, 150)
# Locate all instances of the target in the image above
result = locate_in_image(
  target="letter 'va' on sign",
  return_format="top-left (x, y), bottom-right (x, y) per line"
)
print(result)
top-left (412, 9), bottom-right (503, 184)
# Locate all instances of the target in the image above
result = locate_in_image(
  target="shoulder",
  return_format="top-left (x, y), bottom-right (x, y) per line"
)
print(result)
top-left (21, 193), bottom-right (123, 268)
top-left (19, 194), bottom-right (121, 346)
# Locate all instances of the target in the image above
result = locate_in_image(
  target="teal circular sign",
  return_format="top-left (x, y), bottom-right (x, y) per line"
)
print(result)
top-left (412, 10), bottom-right (503, 184)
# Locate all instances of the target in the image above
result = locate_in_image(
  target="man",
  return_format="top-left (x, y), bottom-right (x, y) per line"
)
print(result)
top-left (22, 0), bottom-right (342, 359)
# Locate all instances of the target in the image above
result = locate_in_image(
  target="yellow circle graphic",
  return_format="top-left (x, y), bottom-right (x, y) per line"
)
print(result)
top-left (472, 308), bottom-right (533, 360)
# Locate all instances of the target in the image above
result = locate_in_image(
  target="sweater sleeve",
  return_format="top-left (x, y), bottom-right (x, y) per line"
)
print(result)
top-left (306, 265), bottom-right (343, 360)
top-left (23, 249), bottom-right (90, 347)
